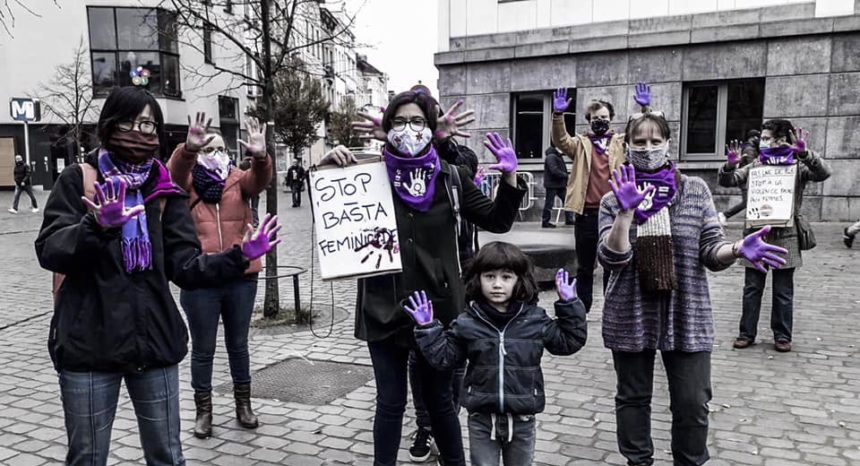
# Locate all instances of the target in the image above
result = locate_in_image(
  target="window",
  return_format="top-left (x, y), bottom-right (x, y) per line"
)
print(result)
top-left (511, 89), bottom-right (576, 162)
top-left (218, 96), bottom-right (238, 122)
top-left (203, 27), bottom-right (213, 64)
top-left (681, 79), bottom-right (764, 160)
top-left (87, 7), bottom-right (181, 98)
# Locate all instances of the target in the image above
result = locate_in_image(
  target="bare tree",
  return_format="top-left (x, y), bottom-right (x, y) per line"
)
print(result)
top-left (0, 0), bottom-right (59, 37)
top-left (328, 96), bottom-right (363, 148)
top-left (36, 37), bottom-right (100, 162)
top-left (159, 0), bottom-right (362, 318)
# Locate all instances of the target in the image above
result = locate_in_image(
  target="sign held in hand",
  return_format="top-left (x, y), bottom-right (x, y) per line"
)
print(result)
top-left (310, 158), bottom-right (403, 280)
top-left (746, 164), bottom-right (797, 228)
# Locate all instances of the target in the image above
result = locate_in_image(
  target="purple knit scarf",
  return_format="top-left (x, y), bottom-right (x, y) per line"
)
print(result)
top-left (759, 145), bottom-right (795, 166)
top-left (634, 164), bottom-right (678, 225)
top-left (383, 145), bottom-right (441, 212)
top-left (98, 149), bottom-right (154, 273)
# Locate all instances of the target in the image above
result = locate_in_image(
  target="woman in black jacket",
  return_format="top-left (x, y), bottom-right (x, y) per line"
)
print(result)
top-left (406, 242), bottom-right (587, 466)
top-left (35, 86), bottom-right (280, 466)
top-left (321, 90), bottom-right (526, 466)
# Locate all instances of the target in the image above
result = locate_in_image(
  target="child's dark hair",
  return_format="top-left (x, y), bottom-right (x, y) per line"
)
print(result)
top-left (624, 113), bottom-right (671, 144)
top-left (762, 119), bottom-right (795, 142)
top-left (464, 242), bottom-right (539, 305)
top-left (381, 90), bottom-right (439, 134)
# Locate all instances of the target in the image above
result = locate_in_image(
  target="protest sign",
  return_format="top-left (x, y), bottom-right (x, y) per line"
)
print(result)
top-left (746, 164), bottom-right (797, 228)
top-left (310, 158), bottom-right (402, 280)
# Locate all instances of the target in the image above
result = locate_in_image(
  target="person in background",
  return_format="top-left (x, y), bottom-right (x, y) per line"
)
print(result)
top-left (9, 154), bottom-right (39, 214)
top-left (845, 219), bottom-right (860, 248)
top-left (541, 145), bottom-right (574, 228)
top-left (285, 158), bottom-right (306, 207)
top-left (717, 129), bottom-right (760, 226)
top-left (720, 119), bottom-right (831, 353)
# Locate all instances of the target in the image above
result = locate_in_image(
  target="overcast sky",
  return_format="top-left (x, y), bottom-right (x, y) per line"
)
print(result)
top-left (349, 0), bottom-right (440, 98)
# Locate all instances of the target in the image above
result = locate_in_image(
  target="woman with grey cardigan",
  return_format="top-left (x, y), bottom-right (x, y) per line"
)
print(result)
top-left (719, 119), bottom-right (831, 353)
top-left (598, 112), bottom-right (787, 466)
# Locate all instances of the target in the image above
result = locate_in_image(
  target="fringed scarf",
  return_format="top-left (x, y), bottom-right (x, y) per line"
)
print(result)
top-left (98, 149), bottom-right (154, 273)
top-left (634, 164), bottom-right (679, 293)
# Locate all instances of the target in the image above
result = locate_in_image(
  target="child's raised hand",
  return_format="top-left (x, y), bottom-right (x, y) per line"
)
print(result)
top-left (404, 290), bottom-right (434, 326)
top-left (555, 269), bottom-right (577, 302)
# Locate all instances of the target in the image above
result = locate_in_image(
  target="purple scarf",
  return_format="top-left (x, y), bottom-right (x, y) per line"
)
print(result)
top-left (144, 161), bottom-right (184, 203)
top-left (588, 132), bottom-right (612, 156)
top-left (634, 164), bottom-right (678, 225)
top-left (98, 149), bottom-right (154, 273)
top-left (759, 145), bottom-right (795, 165)
top-left (383, 145), bottom-right (441, 212)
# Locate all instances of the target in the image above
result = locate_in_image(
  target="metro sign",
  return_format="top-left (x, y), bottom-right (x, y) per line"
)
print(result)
top-left (9, 98), bottom-right (40, 122)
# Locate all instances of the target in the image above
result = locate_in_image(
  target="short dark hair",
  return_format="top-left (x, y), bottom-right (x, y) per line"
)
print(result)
top-left (464, 242), bottom-right (539, 305)
top-left (97, 86), bottom-right (164, 144)
top-left (585, 100), bottom-right (615, 122)
top-left (762, 119), bottom-right (794, 142)
top-left (746, 129), bottom-right (761, 140)
top-left (624, 113), bottom-right (671, 143)
top-left (381, 91), bottom-right (439, 134)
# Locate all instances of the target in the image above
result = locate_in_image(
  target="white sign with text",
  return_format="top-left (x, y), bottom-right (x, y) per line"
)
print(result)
top-left (310, 159), bottom-right (402, 280)
top-left (746, 164), bottom-right (797, 228)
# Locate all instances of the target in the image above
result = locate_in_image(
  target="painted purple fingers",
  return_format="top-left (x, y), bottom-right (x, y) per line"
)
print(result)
top-left (484, 132), bottom-right (518, 174)
top-left (553, 88), bottom-right (572, 114)
top-left (555, 268), bottom-right (577, 302)
top-left (634, 82), bottom-right (652, 107)
top-left (241, 213), bottom-right (282, 260)
top-left (403, 290), bottom-right (434, 325)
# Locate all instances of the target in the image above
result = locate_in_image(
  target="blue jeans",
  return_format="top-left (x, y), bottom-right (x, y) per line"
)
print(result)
top-left (468, 412), bottom-right (536, 466)
top-left (59, 365), bottom-right (184, 466)
top-left (180, 277), bottom-right (257, 392)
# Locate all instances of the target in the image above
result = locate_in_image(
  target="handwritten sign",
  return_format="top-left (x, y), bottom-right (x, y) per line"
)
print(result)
top-left (746, 164), bottom-right (797, 228)
top-left (310, 159), bottom-right (402, 280)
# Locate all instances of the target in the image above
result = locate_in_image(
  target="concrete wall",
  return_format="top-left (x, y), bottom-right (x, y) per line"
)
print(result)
top-left (436, 6), bottom-right (860, 222)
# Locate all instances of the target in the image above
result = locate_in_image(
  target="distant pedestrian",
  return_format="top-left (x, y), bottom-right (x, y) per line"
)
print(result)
top-left (406, 242), bottom-right (587, 466)
top-left (285, 158), bottom-right (306, 207)
top-left (541, 145), bottom-right (574, 228)
top-left (845, 220), bottom-right (860, 248)
top-left (8, 154), bottom-right (39, 213)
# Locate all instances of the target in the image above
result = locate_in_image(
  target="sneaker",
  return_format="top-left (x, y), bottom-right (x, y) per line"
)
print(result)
top-left (733, 337), bottom-right (753, 349)
top-left (31, 207), bottom-right (39, 213)
top-left (409, 428), bottom-right (434, 463)
top-left (7, 208), bottom-right (16, 214)
top-left (541, 222), bottom-right (556, 229)
top-left (718, 212), bottom-right (728, 227)
top-left (774, 340), bottom-right (792, 353)
top-left (844, 228), bottom-right (855, 249)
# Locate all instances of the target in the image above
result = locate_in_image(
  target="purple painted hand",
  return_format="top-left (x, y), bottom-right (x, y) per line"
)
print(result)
top-left (403, 290), bottom-right (434, 326)
top-left (555, 269), bottom-right (577, 302)
top-left (737, 226), bottom-right (789, 273)
top-left (634, 82), bottom-right (652, 107)
top-left (553, 88), bottom-right (572, 114)
top-left (473, 166), bottom-right (487, 186)
top-left (81, 180), bottom-right (144, 229)
top-left (484, 132), bottom-right (518, 174)
top-left (790, 127), bottom-right (808, 153)
top-left (185, 112), bottom-right (216, 152)
top-left (241, 214), bottom-right (283, 260)
top-left (725, 139), bottom-right (742, 166)
top-left (609, 165), bottom-right (656, 212)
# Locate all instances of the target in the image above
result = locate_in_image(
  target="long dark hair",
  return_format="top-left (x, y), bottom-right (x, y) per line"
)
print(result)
top-left (381, 90), bottom-right (439, 134)
top-left (97, 86), bottom-right (165, 156)
top-left (464, 242), bottom-right (539, 305)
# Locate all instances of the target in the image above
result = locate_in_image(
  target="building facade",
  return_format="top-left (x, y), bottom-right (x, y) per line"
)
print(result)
top-left (435, 0), bottom-right (860, 221)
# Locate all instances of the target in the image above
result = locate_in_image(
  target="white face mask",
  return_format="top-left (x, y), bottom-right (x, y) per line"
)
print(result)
top-left (628, 144), bottom-right (670, 171)
top-left (759, 140), bottom-right (773, 150)
top-left (387, 127), bottom-right (432, 157)
top-left (198, 150), bottom-right (231, 180)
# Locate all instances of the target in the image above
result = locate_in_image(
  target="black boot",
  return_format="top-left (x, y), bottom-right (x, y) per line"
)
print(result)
top-left (234, 382), bottom-right (259, 429)
top-left (193, 391), bottom-right (213, 439)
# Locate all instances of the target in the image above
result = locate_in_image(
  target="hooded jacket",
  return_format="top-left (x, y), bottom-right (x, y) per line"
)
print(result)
top-left (415, 299), bottom-right (587, 415)
top-left (543, 147), bottom-right (568, 189)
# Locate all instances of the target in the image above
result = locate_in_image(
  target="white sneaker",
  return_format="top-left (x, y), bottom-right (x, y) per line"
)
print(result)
top-left (718, 212), bottom-right (728, 227)
top-left (7, 208), bottom-right (17, 214)
top-left (31, 207), bottom-right (39, 213)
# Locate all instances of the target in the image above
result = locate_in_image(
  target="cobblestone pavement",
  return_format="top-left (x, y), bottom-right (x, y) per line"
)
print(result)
top-left (1, 188), bottom-right (859, 465)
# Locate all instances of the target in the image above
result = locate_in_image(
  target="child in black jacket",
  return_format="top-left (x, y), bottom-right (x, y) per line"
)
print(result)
top-left (404, 241), bottom-right (587, 466)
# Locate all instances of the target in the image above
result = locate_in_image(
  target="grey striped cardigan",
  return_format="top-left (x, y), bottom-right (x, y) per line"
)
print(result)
top-left (598, 175), bottom-right (733, 353)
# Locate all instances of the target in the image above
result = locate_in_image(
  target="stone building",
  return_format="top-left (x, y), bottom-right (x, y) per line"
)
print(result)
top-left (435, 0), bottom-right (860, 222)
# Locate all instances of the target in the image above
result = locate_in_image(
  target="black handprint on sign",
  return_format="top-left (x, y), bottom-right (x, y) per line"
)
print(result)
top-left (355, 227), bottom-right (399, 269)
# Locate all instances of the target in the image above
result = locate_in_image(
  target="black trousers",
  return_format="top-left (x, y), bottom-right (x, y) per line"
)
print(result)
top-left (612, 350), bottom-right (712, 466)
top-left (541, 187), bottom-right (574, 224)
top-left (575, 211), bottom-right (610, 312)
top-left (12, 184), bottom-right (37, 210)
top-left (740, 267), bottom-right (795, 342)
top-left (291, 183), bottom-right (302, 207)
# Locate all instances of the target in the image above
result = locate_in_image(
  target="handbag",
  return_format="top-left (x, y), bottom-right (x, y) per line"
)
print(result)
top-left (796, 214), bottom-right (817, 251)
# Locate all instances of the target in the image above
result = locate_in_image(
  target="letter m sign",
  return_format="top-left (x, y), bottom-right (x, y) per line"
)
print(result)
top-left (9, 98), bottom-right (41, 122)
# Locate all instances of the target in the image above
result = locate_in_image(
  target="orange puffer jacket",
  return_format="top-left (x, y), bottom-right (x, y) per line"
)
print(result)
top-left (167, 144), bottom-right (272, 274)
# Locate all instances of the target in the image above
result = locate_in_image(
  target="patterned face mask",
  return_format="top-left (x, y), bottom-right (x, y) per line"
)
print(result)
top-left (590, 119), bottom-right (610, 135)
top-left (628, 144), bottom-right (670, 171)
top-left (387, 127), bottom-right (432, 157)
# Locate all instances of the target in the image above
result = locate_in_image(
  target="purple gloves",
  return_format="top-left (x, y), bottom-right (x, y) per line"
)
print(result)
top-left (725, 140), bottom-right (742, 166)
top-left (555, 269), bottom-right (577, 302)
top-left (791, 127), bottom-right (808, 153)
top-left (81, 180), bottom-right (144, 229)
top-left (553, 88), bottom-right (572, 114)
top-left (609, 165), bottom-right (656, 212)
top-left (484, 132), bottom-right (518, 174)
top-left (634, 82), bottom-right (652, 107)
top-left (403, 290), bottom-right (434, 326)
top-left (241, 214), bottom-right (282, 260)
top-left (737, 226), bottom-right (789, 273)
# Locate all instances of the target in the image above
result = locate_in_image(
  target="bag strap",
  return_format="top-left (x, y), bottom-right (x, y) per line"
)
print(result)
top-left (448, 165), bottom-right (463, 238)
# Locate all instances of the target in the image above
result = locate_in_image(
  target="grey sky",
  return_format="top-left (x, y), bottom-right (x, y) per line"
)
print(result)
top-left (350, 0), bottom-right (440, 98)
